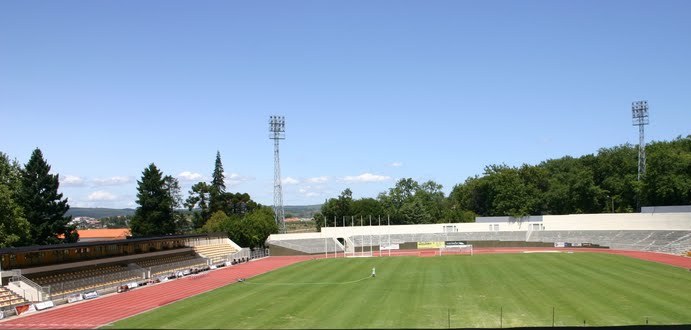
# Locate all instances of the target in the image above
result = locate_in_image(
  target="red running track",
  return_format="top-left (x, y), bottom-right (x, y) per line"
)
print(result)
top-left (0, 256), bottom-right (313, 329)
top-left (0, 250), bottom-right (688, 329)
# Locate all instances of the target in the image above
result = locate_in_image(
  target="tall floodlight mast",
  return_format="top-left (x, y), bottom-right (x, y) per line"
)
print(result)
top-left (632, 101), bottom-right (649, 181)
top-left (269, 116), bottom-right (286, 233)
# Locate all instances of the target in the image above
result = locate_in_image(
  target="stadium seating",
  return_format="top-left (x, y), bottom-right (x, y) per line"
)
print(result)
top-left (270, 229), bottom-right (691, 255)
top-left (27, 264), bottom-right (142, 297)
top-left (268, 238), bottom-right (344, 254)
top-left (193, 243), bottom-right (237, 263)
top-left (134, 252), bottom-right (203, 268)
top-left (141, 254), bottom-right (208, 278)
top-left (0, 286), bottom-right (28, 309)
top-left (528, 230), bottom-right (691, 254)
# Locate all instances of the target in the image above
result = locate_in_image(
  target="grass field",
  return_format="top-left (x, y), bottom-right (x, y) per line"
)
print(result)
top-left (105, 253), bottom-right (691, 329)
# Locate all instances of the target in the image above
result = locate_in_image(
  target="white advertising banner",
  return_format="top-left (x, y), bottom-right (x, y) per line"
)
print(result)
top-left (83, 291), bottom-right (99, 300)
top-left (34, 301), bottom-right (54, 310)
top-left (380, 243), bottom-right (400, 250)
top-left (68, 294), bottom-right (84, 303)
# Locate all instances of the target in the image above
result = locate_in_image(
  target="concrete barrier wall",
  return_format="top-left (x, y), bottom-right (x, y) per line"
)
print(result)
top-left (8, 281), bottom-right (40, 302)
top-left (541, 213), bottom-right (691, 230)
top-left (268, 212), bottom-right (691, 242)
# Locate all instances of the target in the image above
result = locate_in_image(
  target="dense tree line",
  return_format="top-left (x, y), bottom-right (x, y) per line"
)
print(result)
top-left (317, 136), bottom-right (691, 225)
top-left (0, 149), bottom-right (77, 247)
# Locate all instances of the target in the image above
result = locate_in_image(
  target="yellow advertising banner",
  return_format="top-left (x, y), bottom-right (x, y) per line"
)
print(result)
top-left (417, 241), bottom-right (444, 249)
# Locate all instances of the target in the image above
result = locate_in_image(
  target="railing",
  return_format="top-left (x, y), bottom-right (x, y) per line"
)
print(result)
top-left (46, 268), bottom-right (143, 301)
top-left (9, 274), bottom-right (50, 302)
top-left (250, 248), bottom-right (270, 259)
top-left (227, 248), bottom-right (250, 263)
top-left (149, 258), bottom-right (208, 278)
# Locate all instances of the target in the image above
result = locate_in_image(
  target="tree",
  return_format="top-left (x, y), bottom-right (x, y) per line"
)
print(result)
top-left (318, 189), bottom-right (355, 227)
top-left (242, 206), bottom-right (279, 248)
top-left (209, 151), bottom-right (227, 214)
top-left (351, 198), bottom-right (384, 219)
top-left (201, 210), bottom-right (231, 233)
top-left (19, 148), bottom-right (77, 244)
top-left (642, 136), bottom-right (691, 206)
top-left (185, 182), bottom-right (211, 229)
top-left (224, 192), bottom-right (259, 216)
top-left (415, 180), bottom-right (446, 222)
top-left (130, 163), bottom-right (177, 237)
top-left (0, 152), bottom-right (30, 247)
top-left (201, 207), bottom-right (277, 249)
top-left (399, 197), bottom-right (433, 224)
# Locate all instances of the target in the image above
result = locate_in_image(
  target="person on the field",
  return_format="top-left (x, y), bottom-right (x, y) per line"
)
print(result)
top-left (371, 267), bottom-right (376, 278)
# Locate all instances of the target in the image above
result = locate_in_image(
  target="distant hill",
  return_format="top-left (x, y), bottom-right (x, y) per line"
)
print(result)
top-left (283, 204), bottom-right (322, 218)
top-left (67, 208), bottom-right (135, 219)
top-left (66, 205), bottom-right (322, 219)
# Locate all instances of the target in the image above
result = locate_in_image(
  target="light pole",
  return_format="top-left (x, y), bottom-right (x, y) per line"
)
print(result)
top-left (607, 195), bottom-right (614, 213)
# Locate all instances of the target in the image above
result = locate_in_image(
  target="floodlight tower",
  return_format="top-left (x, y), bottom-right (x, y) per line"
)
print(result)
top-left (269, 116), bottom-right (286, 233)
top-left (632, 101), bottom-right (649, 181)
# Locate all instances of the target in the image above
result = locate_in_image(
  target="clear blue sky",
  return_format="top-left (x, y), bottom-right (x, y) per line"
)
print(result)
top-left (1, 1), bottom-right (689, 209)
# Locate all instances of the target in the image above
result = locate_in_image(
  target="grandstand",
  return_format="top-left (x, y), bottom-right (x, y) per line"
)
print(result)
top-left (190, 238), bottom-right (240, 264)
top-left (0, 233), bottom-right (254, 317)
top-left (267, 210), bottom-right (691, 256)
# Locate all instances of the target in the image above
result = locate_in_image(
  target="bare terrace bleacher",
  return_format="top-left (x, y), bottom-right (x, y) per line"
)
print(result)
top-left (188, 237), bottom-right (240, 264)
top-left (269, 238), bottom-right (343, 255)
top-left (528, 230), bottom-right (691, 254)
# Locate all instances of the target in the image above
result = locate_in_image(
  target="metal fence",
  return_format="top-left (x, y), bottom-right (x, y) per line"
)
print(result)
top-left (8, 274), bottom-right (50, 302)
top-left (46, 268), bottom-right (144, 301)
top-left (149, 258), bottom-right (208, 278)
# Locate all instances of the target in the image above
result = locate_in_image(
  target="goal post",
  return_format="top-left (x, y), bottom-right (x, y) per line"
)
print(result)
top-left (438, 244), bottom-right (473, 256)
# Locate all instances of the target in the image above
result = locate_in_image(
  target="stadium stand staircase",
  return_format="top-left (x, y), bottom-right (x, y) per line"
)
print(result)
top-left (0, 286), bottom-right (27, 309)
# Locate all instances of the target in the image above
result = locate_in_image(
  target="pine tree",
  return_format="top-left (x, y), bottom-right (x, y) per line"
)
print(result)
top-left (19, 148), bottom-right (78, 245)
top-left (209, 151), bottom-right (227, 214)
top-left (212, 150), bottom-right (226, 193)
top-left (0, 152), bottom-right (30, 247)
top-left (130, 163), bottom-right (177, 237)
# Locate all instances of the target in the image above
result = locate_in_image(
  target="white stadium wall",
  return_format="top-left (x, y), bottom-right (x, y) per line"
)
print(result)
top-left (268, 211), bottom-right (691, 243)
top-left (541, 213), bottom-right (691, 231)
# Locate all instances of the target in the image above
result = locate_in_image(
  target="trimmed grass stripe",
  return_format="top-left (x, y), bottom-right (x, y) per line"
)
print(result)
top-left (105, 253), bottom-right (691, 329)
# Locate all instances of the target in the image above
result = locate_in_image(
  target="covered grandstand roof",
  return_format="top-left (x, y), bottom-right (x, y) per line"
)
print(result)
top-left (0, 233), bottom-right (214, 255)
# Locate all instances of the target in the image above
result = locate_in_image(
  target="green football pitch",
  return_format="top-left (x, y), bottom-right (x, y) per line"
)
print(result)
top-left (105, 253), bottom-right (691, 329)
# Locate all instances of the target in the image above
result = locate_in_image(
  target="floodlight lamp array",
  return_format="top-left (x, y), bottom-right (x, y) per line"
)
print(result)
top-left (269, 116), bottom-right (286, 138)
top-left (631, 101), bottom-right (649, 125)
